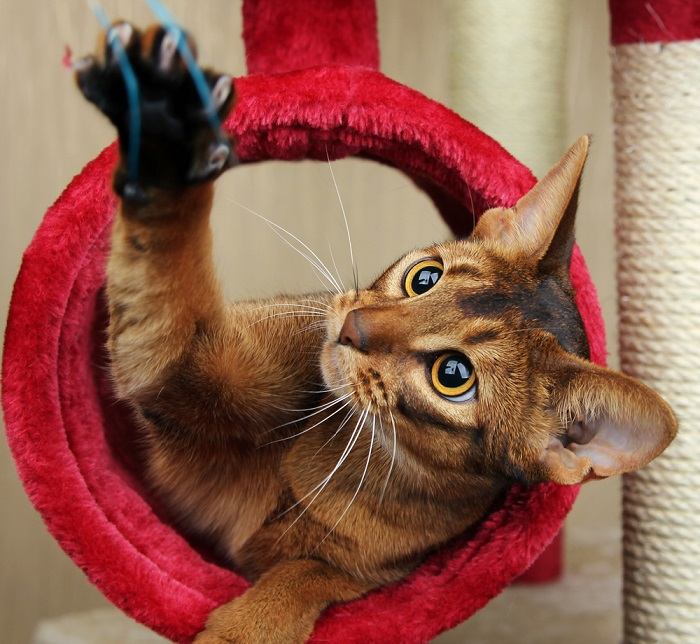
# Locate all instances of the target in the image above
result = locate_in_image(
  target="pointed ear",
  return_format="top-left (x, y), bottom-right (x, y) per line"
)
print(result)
top-left (538, 352), bottom-right (677, 485)
top-left (473, 135), bottom-right (589, 270)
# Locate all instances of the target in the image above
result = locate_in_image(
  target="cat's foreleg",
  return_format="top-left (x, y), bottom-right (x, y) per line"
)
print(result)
top-left (194, 559), bottom-right (373, 644)
top-left (76, 23), bottom-right (235, 402)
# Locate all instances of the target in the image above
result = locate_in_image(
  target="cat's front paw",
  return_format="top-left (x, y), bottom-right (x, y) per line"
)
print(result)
top-left (75, 22), bottom-right (236, 201)
top-left (194, 594), bottom-right (313, 644)
top-left (192, 630), bottom-right (231, 644)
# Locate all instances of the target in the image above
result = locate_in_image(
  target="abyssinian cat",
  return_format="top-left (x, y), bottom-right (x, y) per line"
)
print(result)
top-left (75, 22), bottom-right (677, 644)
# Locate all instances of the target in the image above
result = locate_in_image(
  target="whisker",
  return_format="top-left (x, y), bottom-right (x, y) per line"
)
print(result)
top-left (302, 297), bottom-right (334, 311)
top-left (325, 147), bottom-right (358, 291)
top-left (249, 303), bottom-right (330, 315)
top-left (276, 407), bottom-right (369, 520)
top-left (290, 321), bottom-right (328, 338)
top-left (273, 391), bottom-right (353, 413)
top-left (379, 411), bottom-right (398, 505)
top-left (247, 311), bottom-right (326, 329)
top-left (328, 241), bottom-right (347, 292)
top-left (315, 411), bottom-right (376, 549)
top-left (265, 393), bottom-right (354, 433)
top-left (262, 400), bottom-right (352, 445)
top-left (228, 198), bottom-right (343, 294)
top-left (295, 382), bottom-right (352, 395)
top-left (312, 404), bottom-right (358, 457)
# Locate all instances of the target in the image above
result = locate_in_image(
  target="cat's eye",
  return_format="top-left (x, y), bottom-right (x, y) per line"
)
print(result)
top-left (403, 258), bottom-right (443, 297)
top-left (431, 352), bottom-right (477, 402)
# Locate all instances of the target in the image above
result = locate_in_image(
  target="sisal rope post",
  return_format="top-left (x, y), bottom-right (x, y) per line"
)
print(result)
top-left (610, 1), bottom-right (700, 641)
top-left (446, 0), bottom-right (570, 582)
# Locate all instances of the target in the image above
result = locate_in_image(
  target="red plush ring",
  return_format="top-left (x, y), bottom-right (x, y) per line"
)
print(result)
top-left (2, 66), bottom-right (605, 643)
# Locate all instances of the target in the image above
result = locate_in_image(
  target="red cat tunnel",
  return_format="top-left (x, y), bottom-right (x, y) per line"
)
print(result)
top-left (2, 1), bottom-right (606, 642)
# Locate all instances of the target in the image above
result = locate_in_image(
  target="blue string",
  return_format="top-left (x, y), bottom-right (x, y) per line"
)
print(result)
top-left (145, 0), bottom-right (224, 137)
top-left (91, 3), bottom-right (141, 183)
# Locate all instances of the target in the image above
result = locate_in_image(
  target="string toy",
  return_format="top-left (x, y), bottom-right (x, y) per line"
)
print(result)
top-left (87, 0), bottom-right (225, 185)
top-left (89, 3), bottom-right (142, 183)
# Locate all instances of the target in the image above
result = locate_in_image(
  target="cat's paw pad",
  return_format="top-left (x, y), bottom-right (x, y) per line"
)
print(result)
top-left (75, 22), bottom-right (236, 199)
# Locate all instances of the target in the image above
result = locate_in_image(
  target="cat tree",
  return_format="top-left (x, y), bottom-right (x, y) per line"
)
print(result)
top-left (1, 1), bottom-right (605, 641)
top-left (610, 1), bottom-right (700, 641)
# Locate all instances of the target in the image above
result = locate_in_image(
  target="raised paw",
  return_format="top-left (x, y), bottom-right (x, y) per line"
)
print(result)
top-left (75, 22), bottom-right (236, 201)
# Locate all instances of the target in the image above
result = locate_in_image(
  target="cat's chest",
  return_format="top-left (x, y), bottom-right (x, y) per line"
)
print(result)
top-left (146, 440), bottom-right (284, 555)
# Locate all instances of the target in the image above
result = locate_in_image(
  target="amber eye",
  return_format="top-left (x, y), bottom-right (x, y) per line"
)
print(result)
top-left (431, 352), bottom-right (477, 401)
top-left (403, 259), bottom-right (443, 297)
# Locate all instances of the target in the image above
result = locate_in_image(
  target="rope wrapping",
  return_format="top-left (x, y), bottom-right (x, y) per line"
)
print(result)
top-left (614, 39), bottom-right (700, 643)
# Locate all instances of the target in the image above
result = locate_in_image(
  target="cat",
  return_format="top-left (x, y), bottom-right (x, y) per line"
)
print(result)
top-left (75, 22), bottom-right (677, 644)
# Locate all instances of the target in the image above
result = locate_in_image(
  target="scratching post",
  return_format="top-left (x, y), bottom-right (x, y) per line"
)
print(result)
top-left (610, 1), bottom-right (700, 641)
top-left (446, 0), bottom-right (571, 583)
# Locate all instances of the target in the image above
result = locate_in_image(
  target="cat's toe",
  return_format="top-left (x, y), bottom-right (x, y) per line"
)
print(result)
top-left (140, 23), bottom-right (198, 73)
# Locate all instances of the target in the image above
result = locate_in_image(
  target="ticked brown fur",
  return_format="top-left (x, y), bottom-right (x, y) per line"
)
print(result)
top-left (77, 24), bottom-right (677, 643)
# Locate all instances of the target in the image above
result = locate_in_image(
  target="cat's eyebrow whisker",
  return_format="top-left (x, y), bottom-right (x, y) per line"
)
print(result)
top-left (315, 410), bottom-right (376, 549)
top-left (325, 147), bottom-right (358, 292)
top-left (379, 411), bottom-right (398, 505)
top-left (262, 400), bottom-right (352, 446)
top-left (328, 241), bottom-right (347, 292)
top-left (228, 198), bottom-right (343, 295)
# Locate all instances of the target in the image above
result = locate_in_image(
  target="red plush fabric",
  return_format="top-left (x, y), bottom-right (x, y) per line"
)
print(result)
top-left (243, 0), bottom-right (379, 74)
top-left (610, 0), bottom-right (700, 45)
top-left (2, 65), bottom-right (606, 643)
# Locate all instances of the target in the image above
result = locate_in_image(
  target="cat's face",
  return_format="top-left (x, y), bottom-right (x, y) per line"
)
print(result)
top-left (320, 137), bottom-right (677, 486)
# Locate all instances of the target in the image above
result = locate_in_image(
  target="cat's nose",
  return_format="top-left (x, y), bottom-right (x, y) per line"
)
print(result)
top-left (338, 309), bottom-right (367, 352)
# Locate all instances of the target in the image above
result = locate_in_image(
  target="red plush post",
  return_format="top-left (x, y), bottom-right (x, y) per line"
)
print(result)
top-left (1, 2), bottom-right (605, 641)
top-left (243, 0), bottom-right (379, 74)
top-left (610, 0), bottom-right (700, 45)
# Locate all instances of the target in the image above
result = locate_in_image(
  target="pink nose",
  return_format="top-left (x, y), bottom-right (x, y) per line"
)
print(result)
top-left (338, 309), bottom-right (367, 352)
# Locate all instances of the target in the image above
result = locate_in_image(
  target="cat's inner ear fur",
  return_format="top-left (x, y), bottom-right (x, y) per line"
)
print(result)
top-left (473, 135), bottom-right (589, 272)
top-left (536, 348), bottom-right (677, 485)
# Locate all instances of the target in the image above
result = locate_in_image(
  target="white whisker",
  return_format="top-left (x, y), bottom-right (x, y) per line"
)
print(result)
top-left (266, 393), bottom-right (353, 433)
top-left (276, 407), bottom-right (368, 519)
top-left (295, 382), bottom-right (352, 395)
top-left (228, 198), bottom-right (343, 294)
top-left (315, 411), bottom-right (376, 549)
top-left (312, 404), bottom-right (358, 457)
top-left (379, 411), bottom-right (398, 505)
top-left (274, 392), bottom-right (353, 413)
top-left (250, 303), bottom-right (330, 315)
top-left (325, 147), bottom-right (358, 291)
top-left (262, 400), bottom-right (352, 445)
top-left (328, 241), bottom-right (347, 292)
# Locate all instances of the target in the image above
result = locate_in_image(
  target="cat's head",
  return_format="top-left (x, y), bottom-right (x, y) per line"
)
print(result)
top-left (321, 136), bottom-right (677, 486)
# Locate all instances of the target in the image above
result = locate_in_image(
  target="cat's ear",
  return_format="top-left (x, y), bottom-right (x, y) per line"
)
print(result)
top-left (473, 135), bottom-right (589, 272)
top-left (537, 351), bottom-right (677, 485)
